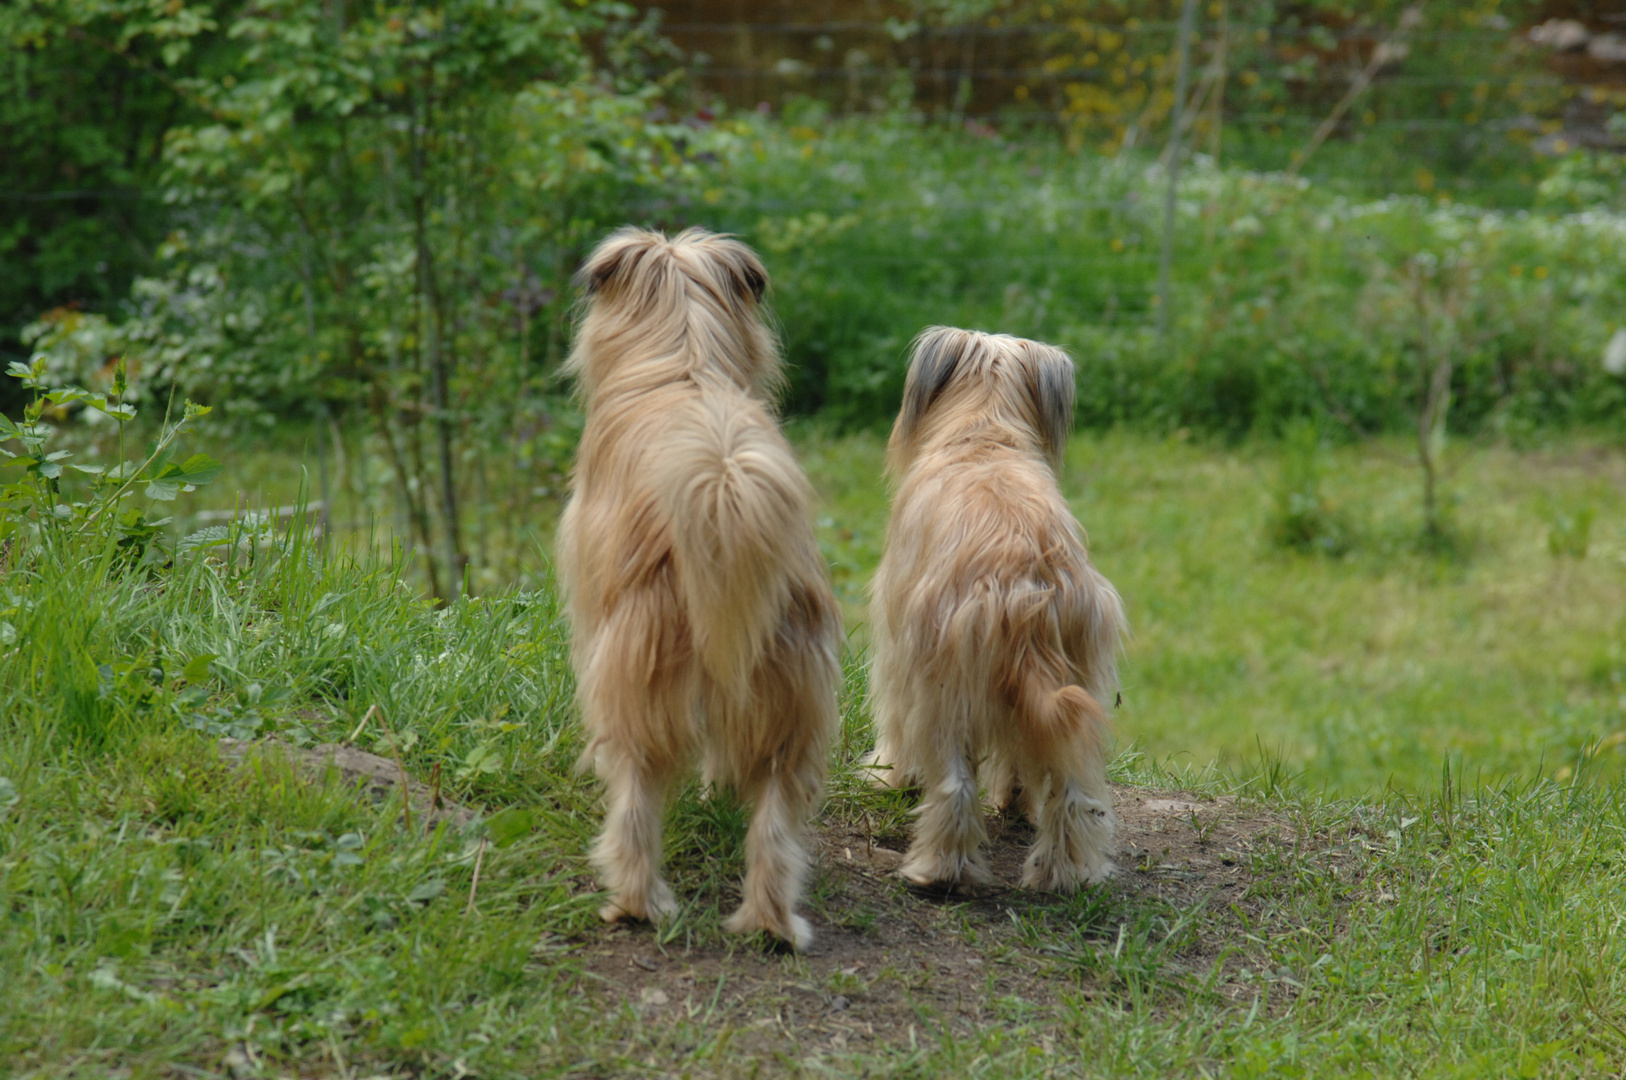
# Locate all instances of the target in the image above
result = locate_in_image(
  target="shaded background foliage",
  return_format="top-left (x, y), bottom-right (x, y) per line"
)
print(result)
top-left (4, 0), bottom-right (1626, 593)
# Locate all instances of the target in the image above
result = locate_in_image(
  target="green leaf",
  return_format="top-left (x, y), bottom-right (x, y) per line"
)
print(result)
top-left (182, 654), bottom-right (217, 683)
top-left (176, 454), bottom-right (223, 485)
top-left (406, 879), bottom-right (445, 903)
top-left (484, 806), bottom-right (536, 848)
top-left (178, 526), bottom-right (232, 552)
top-left (44, 388), bottom-right (88, 407)
top-left (147, 441), bottom-right (179, 477)
top-left (455, 743), bottom-right (504, 781)
top-left (146, 480), bottom-right (180, 501)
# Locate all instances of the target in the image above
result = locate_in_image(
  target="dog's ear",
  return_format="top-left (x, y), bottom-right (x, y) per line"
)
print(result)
top-left (574, 227), bottom-right (662, 296)
top-left (894, 326), bottom-right (967, 450)
top-left (676, 229), bottom-right (768, 305)
top-left (715, 237), bottom-right (769, 304)
top-left (1021, 342), bottom-right (1076, 466)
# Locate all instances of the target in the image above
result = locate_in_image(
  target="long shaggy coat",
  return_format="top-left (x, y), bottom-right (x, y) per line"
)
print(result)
top-left (557, 227), bottom-right (841, 950)
top-left (866, 327), bottom-right (1126, 890)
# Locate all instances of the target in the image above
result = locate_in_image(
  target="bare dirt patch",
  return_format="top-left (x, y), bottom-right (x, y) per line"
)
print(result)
top-left (216, 737), bottom-right (477, 828)
top-left (573, 785), bottom-right (1292, 1056)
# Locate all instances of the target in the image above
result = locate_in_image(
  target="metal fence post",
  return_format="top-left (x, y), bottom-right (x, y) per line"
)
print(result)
top-left (1158, 0), bottom-right (1200, 339)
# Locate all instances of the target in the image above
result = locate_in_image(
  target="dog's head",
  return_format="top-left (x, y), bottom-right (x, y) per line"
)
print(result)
top-left (568, 227), bottom-right (778, 398)
top-left (890, 326), bottom-right (1076, 470)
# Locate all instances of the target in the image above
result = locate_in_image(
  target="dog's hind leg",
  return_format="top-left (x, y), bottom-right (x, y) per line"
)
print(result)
top-left (580, 591), bottom-right (697, 926)
top-left (860, 623), bottom-right (915, 791)
top-left (897, 685), bottom-right (991, 888)
top-left (726, 765), bottom-right (821, 951)
top-left (1023, 772), bottom-right (1114, 890)
top-left (901, 745), bottom-right (992, 888)
top-left (591, 743), bottom-right (681, 924)
top-left (714, 594), bottom-right (839, 951)
top-left (1012, 677), bottom-right (1115, 890)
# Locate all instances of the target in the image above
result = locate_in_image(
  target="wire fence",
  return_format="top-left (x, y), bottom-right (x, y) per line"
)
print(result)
top-left (645, 2), bottom-right (1622, 171)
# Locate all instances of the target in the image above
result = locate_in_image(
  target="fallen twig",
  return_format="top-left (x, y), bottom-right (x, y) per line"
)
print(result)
top-left (465, 838), bottom-right (488, 917)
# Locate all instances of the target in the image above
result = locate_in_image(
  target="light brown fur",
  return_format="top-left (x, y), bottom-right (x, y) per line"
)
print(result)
top-left (557, 227), bottom-right (840, 950)
top-left (865, 327), bottom-right (1126, 891)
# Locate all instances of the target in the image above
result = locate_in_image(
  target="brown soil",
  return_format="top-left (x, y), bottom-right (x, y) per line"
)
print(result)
top-left (573, 786), bottom-right (1293, 1057)
top-left (214, 738), bottom-right (1299, 1055)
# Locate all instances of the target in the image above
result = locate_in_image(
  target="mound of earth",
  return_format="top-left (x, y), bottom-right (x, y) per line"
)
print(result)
top-left (578, 786), bottom-right (1293, 1056)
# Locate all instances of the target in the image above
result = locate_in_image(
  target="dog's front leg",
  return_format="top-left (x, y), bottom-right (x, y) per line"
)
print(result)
top-left (591, 744), bottom-right (680, 925)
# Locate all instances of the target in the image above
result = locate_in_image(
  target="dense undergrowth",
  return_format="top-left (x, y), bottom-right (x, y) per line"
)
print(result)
top-left (696, 114), bottom-right (1626, 435)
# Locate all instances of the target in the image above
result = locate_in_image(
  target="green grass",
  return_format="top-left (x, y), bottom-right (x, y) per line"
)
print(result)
top-left (4, 430), bottom-right (1624, 1077)
top-left (146, 421), bottom-right (1626, 794)
top-left (797, 426), bottom-right (1626, 794)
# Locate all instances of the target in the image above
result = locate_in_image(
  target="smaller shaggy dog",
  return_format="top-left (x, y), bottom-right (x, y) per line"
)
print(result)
top-left (557, 227), bottom-right (841, 950)
top-left (866, 327), bottom-right (1126, 891)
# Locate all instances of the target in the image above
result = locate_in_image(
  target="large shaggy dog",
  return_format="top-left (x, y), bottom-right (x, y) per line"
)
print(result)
top-left (557, 227), bottom-right (841, 950)
top-left (866, 327), bottom-right (1126, 891)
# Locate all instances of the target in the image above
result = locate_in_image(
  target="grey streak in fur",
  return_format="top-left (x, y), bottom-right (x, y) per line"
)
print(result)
top-left (1024, 342), bottom-right (1076, 469)
top-left (896, 326), bottom-right (968, 451)
top-left (898, 329), bottom-right (1078, 470)
top-left (574, 225), bottom-right (766, 303)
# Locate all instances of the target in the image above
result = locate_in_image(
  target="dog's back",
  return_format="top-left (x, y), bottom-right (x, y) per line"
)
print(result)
top-left (560, 229), bottom-right (831, 698)
top-left (558, 228), bottom-right (839, 949)
top-left (869, 327), bottom-right (1124, 890)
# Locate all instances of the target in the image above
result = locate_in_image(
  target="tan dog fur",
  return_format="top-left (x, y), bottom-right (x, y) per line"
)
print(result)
top-left (557, 227), bottom-right (841, 950)
top-left (866, 327), bottom-right (1126, 891)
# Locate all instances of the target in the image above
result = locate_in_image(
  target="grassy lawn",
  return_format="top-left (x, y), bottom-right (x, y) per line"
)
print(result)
top-left (5, 429), bottom-right (1622, 1078)
top-left (801, 427), bottom-right (1626, 795)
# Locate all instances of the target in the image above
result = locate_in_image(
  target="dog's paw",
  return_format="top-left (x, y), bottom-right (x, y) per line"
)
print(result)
top-left (724, 905), bottom-right (814, 952)
top-left (899, 848), bottom-right (993, 889)
top-left (1020, 853), bottom-right (1115, 892)
top-left (600, 880), bottom-right (679, 924)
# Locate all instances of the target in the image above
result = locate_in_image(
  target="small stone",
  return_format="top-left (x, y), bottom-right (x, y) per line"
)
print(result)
top-left (1144, 799), bottom-right (1204, 814)
top-left (632, 954), bottom-right (658, 972)
top-left (830, 995), bottom-right (851, 1011)
top-left (640, 987), bottom-right (669, 1007)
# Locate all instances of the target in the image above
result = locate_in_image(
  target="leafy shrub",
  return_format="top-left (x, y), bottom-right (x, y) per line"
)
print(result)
top-left (688, 116), bottom-right (1626, 435)
top-left (0, 355), bottom-right (219, 562)
top-left (1268, 419), bottom-right (1349, 556)
top-left (1545, 505), bottom-right (1594, 560)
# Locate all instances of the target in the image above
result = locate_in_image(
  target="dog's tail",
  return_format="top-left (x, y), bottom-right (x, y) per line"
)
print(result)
top-left (653, 395), bottom-right (811, 699)
top-left (992, 582), bottom-right (1116, 777)
top-left (1014, 674), bottom-right (1109, 774)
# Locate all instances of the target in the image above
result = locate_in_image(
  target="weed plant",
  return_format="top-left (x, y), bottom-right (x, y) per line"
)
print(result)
top-left (1268, 419), bottom-right (1350, 556)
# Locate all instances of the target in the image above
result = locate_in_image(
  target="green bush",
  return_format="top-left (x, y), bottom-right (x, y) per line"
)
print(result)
top-left (688, 115), bottom-right (1626, 435)
top-left (1268, 419), bottom-right (1350, 556)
